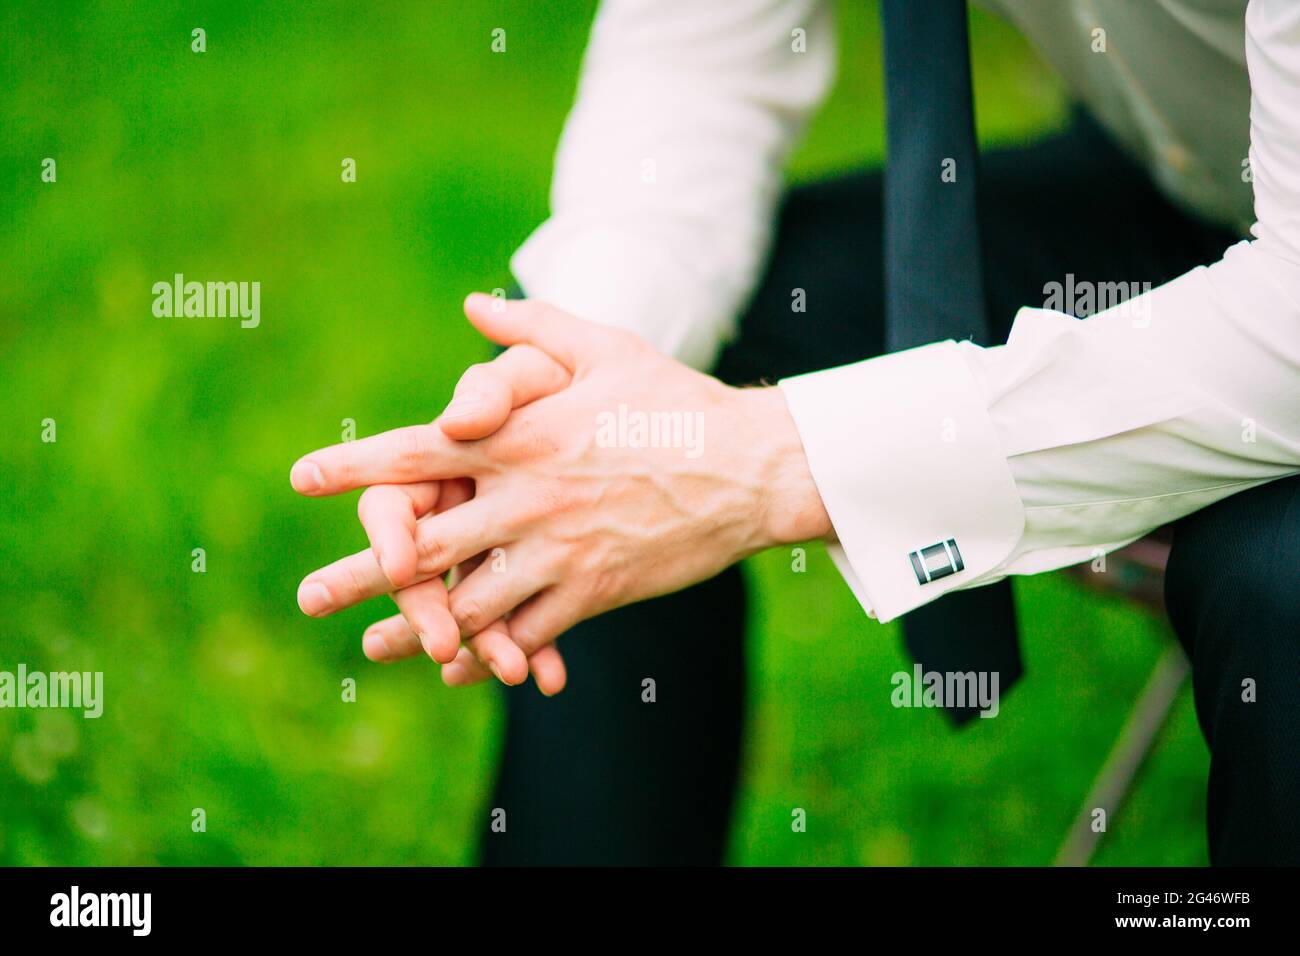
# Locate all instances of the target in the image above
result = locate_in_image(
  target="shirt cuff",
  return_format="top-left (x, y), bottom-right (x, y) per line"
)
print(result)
top-left (778, 341), bottom-right (1025, 623)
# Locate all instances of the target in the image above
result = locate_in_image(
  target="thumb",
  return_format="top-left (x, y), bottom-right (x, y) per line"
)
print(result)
top-left (438, 344), bottom-right (571, 441)
top-left (462, 294), bottom-right (619, 373)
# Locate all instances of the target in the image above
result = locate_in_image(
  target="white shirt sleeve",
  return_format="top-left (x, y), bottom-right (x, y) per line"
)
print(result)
top-left (510, 0), bottom-right (835, 370)
top-left (779, 0), bottom-right (1300, 623)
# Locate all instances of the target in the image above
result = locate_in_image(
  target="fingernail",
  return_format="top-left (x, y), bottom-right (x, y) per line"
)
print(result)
top-left (440, 391), bottom-right (485, 421)
top-left (362, 630), bottom-right (388, 659)
top-left (298, 581), bottom-right (333, 616)
top-left (488, 661), bottom-right (503, 682)
top-left (290, 460), bottom-right (324, 493)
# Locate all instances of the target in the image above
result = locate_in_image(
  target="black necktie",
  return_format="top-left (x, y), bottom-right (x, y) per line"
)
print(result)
top-left (880, 0), bottom-right (1022, 723)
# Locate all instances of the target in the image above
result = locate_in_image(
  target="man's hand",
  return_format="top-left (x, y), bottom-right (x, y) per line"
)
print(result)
top-left (292, 294), bottom-right (831, 670)
top-left (347, 476), bottom-right (570, 695)
top-left (292, 335), bottom-right (572, 692)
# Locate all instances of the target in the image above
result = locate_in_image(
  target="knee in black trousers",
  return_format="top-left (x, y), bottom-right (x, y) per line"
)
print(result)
top-left (1165, 474), bottom-right (1300, 865)
top-left (480, 566), bottom-right (749, 865)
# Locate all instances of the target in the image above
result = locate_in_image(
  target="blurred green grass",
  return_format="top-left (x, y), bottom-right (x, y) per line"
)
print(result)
top-left (0, 0), bottom-right (1207, 865)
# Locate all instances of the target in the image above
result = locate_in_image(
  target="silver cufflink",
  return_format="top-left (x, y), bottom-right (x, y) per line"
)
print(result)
top-left (909, 538), bottom-right (964, 585)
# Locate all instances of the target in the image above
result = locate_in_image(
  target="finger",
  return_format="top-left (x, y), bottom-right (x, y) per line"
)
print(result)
top-left (464, 621), bottom-right (529, 686)
top-left (504, 590), bottom-right (586, 657)
top-left (391, 577), bottom-right (461, 664)
top-left (446, 547), bottom-right (550, 639)
top-left (443, 546), bottom-right (563, 692)
top-left (443, 644), bottom-right (568, 694)
top-left (361, 614), bottom-right (425, 663)
top-left (441, 646), bottom-right (491, 687)
top-left (527, 644), bottom-right (568, 696)
top-left (298, 547), bottom-right (387, 617)
top-left (290, 423), bottom-right (481, 497)
top-left (410, 498), bottom-right (516, 581)
top-left (462, 294), bottom-right (625, 373)
top-left (439, 345), bottom-right (571, 441)
top-left (357, 482), bottom-right (440, 588)
top-left (297, 499), bottom-right (511, 616)
top-left (435, 477), bottom-right (475, 513)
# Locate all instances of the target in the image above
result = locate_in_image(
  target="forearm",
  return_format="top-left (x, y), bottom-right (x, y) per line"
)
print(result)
top-left (511, 0), bottom-right (835, 369)
top-left (775, 0), bottom-right (1300, 622)
top-left (971, 240), bottom-right (1300, 581)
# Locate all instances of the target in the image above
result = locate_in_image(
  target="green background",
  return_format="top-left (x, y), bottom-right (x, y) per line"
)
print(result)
top-left (0, 0), bottom-right (1208, 865)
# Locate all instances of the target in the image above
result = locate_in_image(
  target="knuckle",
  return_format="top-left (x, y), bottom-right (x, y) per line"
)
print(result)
top-left (342, 559), bottom-right (370, 601)
top-left (508, 621), bottom-right (542, 654)
top-left (333, 455), bottom-right (356, 489)
top-left (514, 343), bottom-right (552, 369)
top-left (415, 530), bottom-right (448, 572)
top-left (458, 362), bottom-right (494, 391)
top-left (451, 596), bottom-right (489, 634)
top-left (607, 325), bottom-right (641, 350)
top-left (511, 343), bottom-right (544, 362)
top-left (498, 414), bottom-right (555, 462)
top-left (394, 427), bottom-right (429, 473)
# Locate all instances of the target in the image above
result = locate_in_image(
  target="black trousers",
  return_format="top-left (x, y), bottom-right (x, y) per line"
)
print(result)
top-left (481, 117), bottom-right (1300, 866)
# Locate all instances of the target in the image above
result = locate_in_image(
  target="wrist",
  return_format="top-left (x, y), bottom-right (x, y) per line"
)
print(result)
top-left (738, 385), bottom-right (833, 548)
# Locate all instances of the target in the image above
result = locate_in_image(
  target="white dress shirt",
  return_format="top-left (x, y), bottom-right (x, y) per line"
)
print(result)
top-left (511, 0), bottom-right (1300, 623)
